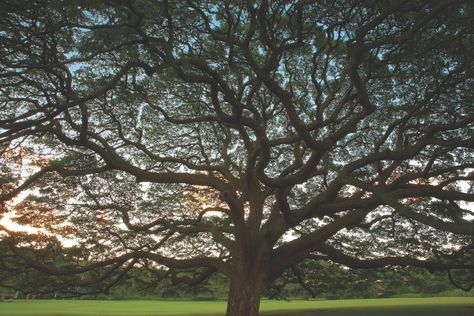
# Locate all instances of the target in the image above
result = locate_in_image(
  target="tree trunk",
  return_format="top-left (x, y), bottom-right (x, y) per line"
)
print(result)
top-left (226, 274), bottom-right (265, 316)
top-left (226, 270), bottom-right (264, 316)
top-left (225, 242), bottom-right (268, 316)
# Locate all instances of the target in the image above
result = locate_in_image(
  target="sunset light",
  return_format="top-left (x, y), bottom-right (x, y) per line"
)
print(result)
top-left (0, 1), bottom-right (473, 315)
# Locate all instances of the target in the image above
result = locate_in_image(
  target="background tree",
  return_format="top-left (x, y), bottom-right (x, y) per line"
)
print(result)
top-left (1, 0), bottom-right (473, 315)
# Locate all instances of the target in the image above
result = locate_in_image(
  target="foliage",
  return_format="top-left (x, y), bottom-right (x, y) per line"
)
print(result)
top-left (0, 1), bottom-right (473, 315)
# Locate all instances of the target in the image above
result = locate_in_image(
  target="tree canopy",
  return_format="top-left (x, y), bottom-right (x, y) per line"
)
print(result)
top-left (0, 1), bottom-right (473, 315)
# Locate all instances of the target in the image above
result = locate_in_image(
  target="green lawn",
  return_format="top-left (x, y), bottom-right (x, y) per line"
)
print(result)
top-left (0, 297), bottom-right (473, 316)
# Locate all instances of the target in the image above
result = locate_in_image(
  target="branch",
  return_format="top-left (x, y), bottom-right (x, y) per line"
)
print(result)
top-left (348, 178), bottom-right (474, 235)
top-left (3, 233), bottom-right (226, 276)
top-left (316, 243), bottom-right (474, 271)
top-left (271, 208), bottom-right (370, 276)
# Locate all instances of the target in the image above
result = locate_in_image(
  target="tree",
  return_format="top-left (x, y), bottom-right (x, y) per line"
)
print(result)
top-left (1, 0), bottom-right (473, 314)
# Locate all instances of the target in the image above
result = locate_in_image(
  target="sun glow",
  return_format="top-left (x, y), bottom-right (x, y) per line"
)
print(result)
top-left (0, 211), bottom-right (41, 234)
top-left (0, 212), bottom-right (77, 247)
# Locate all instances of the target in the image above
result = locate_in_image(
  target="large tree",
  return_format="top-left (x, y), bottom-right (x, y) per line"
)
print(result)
top-left (1, 0), bottom-right (474, 314)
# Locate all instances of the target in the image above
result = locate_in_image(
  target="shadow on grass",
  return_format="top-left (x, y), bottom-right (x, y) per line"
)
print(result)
top-left (262, 305), bottom-right (474, 316)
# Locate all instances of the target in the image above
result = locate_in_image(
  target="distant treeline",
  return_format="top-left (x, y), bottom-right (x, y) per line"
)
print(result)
top-left (1, 259), bottom-right (472, 300)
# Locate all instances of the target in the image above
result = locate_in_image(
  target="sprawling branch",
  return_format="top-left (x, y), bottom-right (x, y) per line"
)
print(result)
top-left (0, 1), bottom-right (472, 312)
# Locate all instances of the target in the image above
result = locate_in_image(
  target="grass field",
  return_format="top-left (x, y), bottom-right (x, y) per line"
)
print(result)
top-left (0, 297), bottom-right (473, 316)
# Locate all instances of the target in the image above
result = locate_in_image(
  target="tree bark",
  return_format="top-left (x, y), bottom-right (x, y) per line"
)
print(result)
top-left (225, 240), bottom-right (268, 316)
top-left (226, 268), bottom-right (266, 316)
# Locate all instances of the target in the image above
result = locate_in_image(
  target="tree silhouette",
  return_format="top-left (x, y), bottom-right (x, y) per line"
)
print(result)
top-left (1, 1), bottom-right (473, 315)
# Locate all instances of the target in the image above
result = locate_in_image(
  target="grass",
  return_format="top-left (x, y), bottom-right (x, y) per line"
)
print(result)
top-left (0, 297), bottom-right (473, 315)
